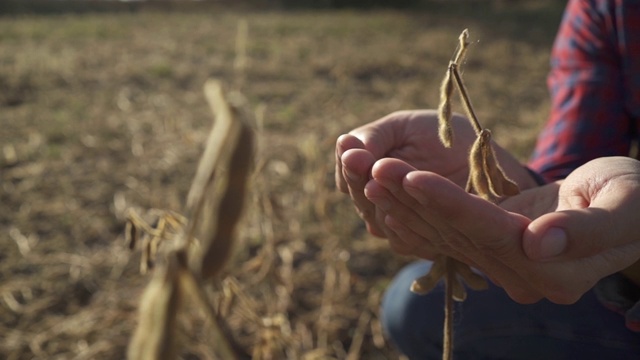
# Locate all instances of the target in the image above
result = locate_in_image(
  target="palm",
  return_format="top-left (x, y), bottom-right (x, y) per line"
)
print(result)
top-left (336, 109), bottom-right (536, 240)
top-left (350, 110), bottom-right (477, 187)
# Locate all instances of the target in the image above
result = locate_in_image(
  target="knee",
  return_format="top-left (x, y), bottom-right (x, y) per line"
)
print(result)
top-left (380, 261), bottom-right (444, 352)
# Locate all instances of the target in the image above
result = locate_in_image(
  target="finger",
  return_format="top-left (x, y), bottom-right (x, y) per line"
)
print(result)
top-left (365, 175), bottom-right (441, 249)
top-left (369, 178), bottom-right (492, 272)
top-left (524, 178), bottom-right (640, 263)
top-left (401, 170), bottom-right (542, 303)
top-left (354, 195), bottom-right (385, 238)
top-left (370, 186), bottom-right (423, 255)
top-left (384, 213), bottom-right (467, 264)
top-left (403, 170), bottom-right (529, 250)
top-left (524, 209), bottom-right (640, 266)
top-left (335, 134), bottom-right (365, 193)
top-left (374, 199), bottom-right (395, 241)
top-left (365, 179), bottom-right (439, 248)
top-left (341, 148), bottom-right (385, 237)
top-left (371, 158), bottom-right (424, 208)
top-left (385, 210), bottom-right (542, 303)
top-left (376, 207), bottom-right (418, 256)
top-left (341, 148), bottom-right (375, 189)
top-left (386, 227), bottom-right (437, 260)
top-left (349, 111), bottom-right (414, 159)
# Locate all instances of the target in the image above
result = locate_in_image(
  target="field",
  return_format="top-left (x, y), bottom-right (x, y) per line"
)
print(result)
top-left (0, 2), bottom-right (564, 359)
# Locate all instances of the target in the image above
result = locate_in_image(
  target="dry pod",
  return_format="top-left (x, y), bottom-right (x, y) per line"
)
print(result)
top-left (452, 29), bottom-right (470, 65)
top-left (411, 255), bottom-right (488, 302)
top-left (468, 129), bottom-right (520, 200)
top-left (199, 125), bottom-right (253, 280)
top-left (453, 260), bottom-right (488, 292)
top-left (481, 138), bottom-right (520, 197)
top-left (128, 256), bottom-right (181, 360)
top-left (191, 80), bottom-right (254, 281)
top-left (125, 219), bottom-right (139, 250)
top-left (411, 255), bottom-right (446, 295)
top-left (126, 77), bottom-right (252, 360)
top-left (467, 130), bottom-right (493, 200)
top-left (437, 67), bottom-right (454, 148)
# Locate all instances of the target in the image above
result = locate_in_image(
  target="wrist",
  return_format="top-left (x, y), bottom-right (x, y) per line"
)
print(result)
top-left (621, 259), bottom-right (640, 287)
top-left (524, 166), bottom-right (547, 187)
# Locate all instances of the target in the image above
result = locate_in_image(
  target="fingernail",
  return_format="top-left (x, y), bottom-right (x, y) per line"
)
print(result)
top-left (538, 227), bottom-right (567, 260)
top-left (336, 135), bottom-right (347, 156)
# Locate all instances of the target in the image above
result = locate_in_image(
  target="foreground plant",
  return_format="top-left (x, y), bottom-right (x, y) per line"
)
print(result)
top-left (410, 29), bottom-right (520, 360)
top-left (126, 79), bottom-right (253, 360)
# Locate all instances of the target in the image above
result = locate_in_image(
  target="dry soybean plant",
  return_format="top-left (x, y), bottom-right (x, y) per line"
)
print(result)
top-left (410, 29), bottom-right (521, 360)
top-left (125, 79), bottom-right (253, 360)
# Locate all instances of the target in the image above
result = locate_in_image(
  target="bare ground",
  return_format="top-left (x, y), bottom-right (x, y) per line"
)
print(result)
top-left (0, 2), bottom-right (563, 359)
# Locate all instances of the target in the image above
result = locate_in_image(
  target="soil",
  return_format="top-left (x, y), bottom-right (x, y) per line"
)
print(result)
top-left (0, 2), bottom-right (562, 359)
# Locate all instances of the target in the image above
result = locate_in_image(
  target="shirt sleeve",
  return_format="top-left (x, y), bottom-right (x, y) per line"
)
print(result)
top-left (527, 0), bottom-right (640, 182)
top-left (530, 0), bottom-right (640, 332)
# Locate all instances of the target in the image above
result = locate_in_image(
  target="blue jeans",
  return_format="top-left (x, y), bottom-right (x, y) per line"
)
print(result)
top-left (381, 261), bottom-right (640, 360)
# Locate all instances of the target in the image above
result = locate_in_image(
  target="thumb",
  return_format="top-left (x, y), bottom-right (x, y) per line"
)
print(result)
top-left (523, 157), bottom-right (640, 263)
top-left (335, 134), bottom-right (365, 193)
top-left (523, 209), bottom-right (607, 261)
top-left (350, 126), bottom-right (394, 160)
top-left (349, 111), bottom-right (418, 159)
top-left (523, 205), bottom-right (640, 264)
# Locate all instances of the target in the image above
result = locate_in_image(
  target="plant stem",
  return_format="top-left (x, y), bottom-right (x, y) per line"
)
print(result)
top-left (449, 64), bottom-right (483, 135)
top-left (443, 258), bottom-right (454, 360)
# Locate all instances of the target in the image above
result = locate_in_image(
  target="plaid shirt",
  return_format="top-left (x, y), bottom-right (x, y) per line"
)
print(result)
top-left (528, 0), bottom-right (640, 182)
top-left (527, 0), bottom-right (640, 332)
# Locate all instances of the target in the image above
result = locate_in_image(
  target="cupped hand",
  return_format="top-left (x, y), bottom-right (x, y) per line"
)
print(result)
top-left (365, 156), bottom-right (640, 304)
top-left (335, 110), bottom-right (536, 240)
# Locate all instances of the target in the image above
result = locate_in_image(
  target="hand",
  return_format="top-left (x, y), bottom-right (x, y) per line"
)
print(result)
top-left (336, 110), bottom-right (537, 243)
top-left (365, 156), bottom-right (640, 304)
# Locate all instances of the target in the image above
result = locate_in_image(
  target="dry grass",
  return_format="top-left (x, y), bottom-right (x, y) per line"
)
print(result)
top-left (0, 2), bottom-right (563, 359)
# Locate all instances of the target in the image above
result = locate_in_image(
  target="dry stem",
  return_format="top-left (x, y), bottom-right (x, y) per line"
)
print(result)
top-left (415, 28), bottom-right (520, 360)
top-left (443, 258), bottom-right (454, 360)
top-left (127, 79), bottom-right (253, 360)
top-left (450, 64), bottom-right (483, 135)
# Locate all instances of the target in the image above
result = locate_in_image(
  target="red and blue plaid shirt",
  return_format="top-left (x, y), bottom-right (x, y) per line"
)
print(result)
top-left (528, 0), bottom-right (640, 182)
top-left (527, 0), bottom-right (640, 332)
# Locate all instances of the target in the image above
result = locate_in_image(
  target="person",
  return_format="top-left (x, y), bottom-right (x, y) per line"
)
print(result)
top-left (335, 0), bottom-right (640, 358)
